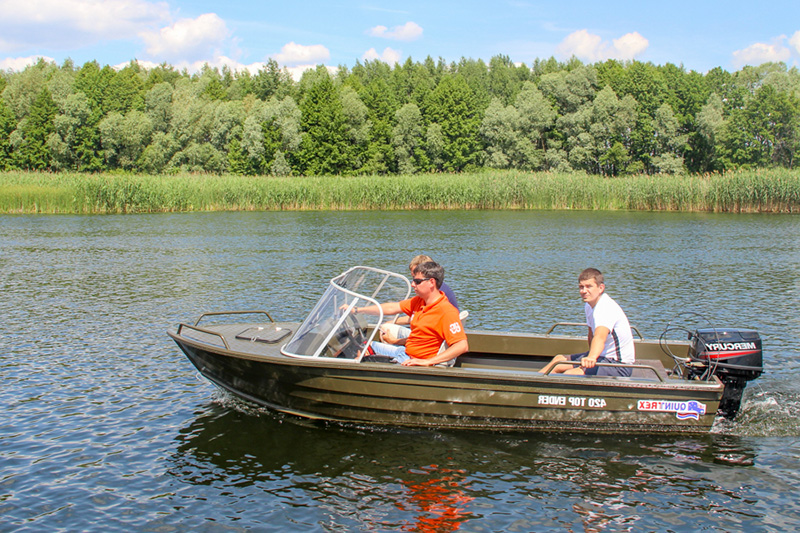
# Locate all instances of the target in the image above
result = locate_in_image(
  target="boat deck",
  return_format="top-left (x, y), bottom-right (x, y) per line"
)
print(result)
top-left (175, 320), bottom-right (678, 385)
top-left (456, 354), bottom-right (671, 381)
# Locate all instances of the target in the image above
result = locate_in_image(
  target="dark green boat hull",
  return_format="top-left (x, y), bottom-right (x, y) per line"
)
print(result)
top-left (168, 321), bottom-right (724, 433)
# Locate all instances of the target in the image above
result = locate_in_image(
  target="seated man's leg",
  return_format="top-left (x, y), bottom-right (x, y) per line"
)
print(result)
top-left (587, 358), bottom-right (632, 377)
top-left (369, 341), bottom-right (410, 364)
top-left (565, 356), bottom-right (633, 377)
top-left (562, 352), bottom-right (590, 375)
top-left (539, 352), bottom-right (587, 374)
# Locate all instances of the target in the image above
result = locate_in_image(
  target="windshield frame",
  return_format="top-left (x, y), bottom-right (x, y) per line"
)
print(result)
top-left (280, 266), bottom-right (412, 362)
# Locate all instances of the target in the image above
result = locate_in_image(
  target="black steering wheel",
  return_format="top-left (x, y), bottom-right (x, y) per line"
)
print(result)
top-left (338, 311), bottom-right (367, 358)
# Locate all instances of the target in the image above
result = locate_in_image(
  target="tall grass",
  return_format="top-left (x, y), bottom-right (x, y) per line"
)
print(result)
top-left (0, 169), bottom-right (798, 214)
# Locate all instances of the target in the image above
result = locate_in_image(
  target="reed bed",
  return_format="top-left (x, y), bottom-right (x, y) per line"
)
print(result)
top-left (0, 169), bottom-right (798, 214)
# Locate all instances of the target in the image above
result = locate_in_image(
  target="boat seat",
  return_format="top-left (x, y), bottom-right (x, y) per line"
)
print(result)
top-left (629, 359), bottom-right (669, 381)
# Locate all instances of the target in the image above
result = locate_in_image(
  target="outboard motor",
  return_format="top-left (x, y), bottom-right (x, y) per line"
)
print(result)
top-left (686, 328), bottom-right (763, 419)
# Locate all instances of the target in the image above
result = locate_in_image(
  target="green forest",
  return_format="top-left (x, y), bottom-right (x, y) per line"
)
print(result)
top-left (0, 55), bottom-right (799, 176)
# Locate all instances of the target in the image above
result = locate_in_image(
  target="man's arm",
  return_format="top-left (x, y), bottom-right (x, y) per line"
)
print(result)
top-left (355, 301), bottom-right (403, 316)
top-left (379, 325), bottom-right (408, 345)
top-left (581, 326), bottom-right (609, 369)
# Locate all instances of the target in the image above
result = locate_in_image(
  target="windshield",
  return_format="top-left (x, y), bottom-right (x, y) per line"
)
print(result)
top-left (281, 266), bottom-right (411, 361)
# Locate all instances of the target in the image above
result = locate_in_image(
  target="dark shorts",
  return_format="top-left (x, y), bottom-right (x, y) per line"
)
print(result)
top-left (569, 352), bottom-right (632, 377)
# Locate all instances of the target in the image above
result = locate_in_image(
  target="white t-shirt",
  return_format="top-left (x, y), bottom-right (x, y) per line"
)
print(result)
top-left (585, 293), bottom-right (635, 364)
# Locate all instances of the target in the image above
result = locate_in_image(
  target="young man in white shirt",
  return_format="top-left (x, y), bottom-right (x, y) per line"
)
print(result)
top-left (539, 268), bottom-right (635, 377)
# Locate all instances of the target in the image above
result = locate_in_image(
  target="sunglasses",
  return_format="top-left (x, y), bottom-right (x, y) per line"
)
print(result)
top-left (410, 277), bottom-right (432, 285)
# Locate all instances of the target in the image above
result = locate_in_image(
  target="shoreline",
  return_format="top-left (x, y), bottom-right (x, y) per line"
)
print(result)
top-left (1, 169), bottom-right (798, 214)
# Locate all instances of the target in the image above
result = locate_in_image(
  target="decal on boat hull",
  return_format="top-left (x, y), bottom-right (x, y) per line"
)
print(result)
top-left (637, 400), bottom-right (707, 420)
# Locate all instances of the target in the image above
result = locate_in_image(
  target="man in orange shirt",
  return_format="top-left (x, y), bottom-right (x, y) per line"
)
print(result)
top-left (352, 261), bottom-right (468, 366)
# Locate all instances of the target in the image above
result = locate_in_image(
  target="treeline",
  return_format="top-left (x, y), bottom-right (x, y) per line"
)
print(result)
top-left (0, 56), bottom-right (799, 176)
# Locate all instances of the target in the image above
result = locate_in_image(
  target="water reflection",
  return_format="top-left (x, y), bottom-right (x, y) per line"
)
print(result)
top-left (169, 396), bottom-right (768, 531)
top-left (393, 466), bottom-right (473, 532)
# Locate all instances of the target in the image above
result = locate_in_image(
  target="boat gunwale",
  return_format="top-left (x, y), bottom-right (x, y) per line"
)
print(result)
top-left (167, 324), bottom-right (725, 393)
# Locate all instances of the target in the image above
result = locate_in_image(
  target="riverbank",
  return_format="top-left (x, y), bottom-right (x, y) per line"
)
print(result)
top-left (1, 169), bottom-right (798, 214)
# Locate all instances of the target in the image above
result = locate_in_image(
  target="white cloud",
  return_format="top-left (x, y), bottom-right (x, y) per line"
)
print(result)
top-left (0, 0), bottom-right (170, 51)
top-left (362, 47), bottom-right (402, 64)
top-left (284, 64), bottom-right (337, 81)
top-left (113, 58), bottom-right (161, 71)
top-left (139, 13), bottom-right (228, 63)
top-left (271, 41), bottom-right (330, 66)
top-left (732, 40), bottom-right (792, 68)
top-left (113, 55), bottom-right (333, 81)
top-left (368, 21), bottom-right (423, 41)
top-left (612, 32), bottom-right (649, 60)
top-left (790, 31), bottom-right (800, 55)
top-left (556, 30), bottom-right (605, 62)
top-left (556, 29), bottom-right (649, 62)
top-left (0, 55), bottom-right (56, 71)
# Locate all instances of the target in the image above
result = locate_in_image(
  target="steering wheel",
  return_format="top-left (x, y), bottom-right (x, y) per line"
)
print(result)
top-left (337, 311), bottom-right (367, 358)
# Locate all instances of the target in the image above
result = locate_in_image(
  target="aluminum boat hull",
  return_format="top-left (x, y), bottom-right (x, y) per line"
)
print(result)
top-left (168, 320), bottom-right (724, 433)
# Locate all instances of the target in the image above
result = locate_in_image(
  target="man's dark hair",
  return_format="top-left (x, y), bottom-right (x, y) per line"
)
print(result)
top-left (413, 261), bottom-right (444, 290)
top-left (579, 267), bottom-right (604, 286)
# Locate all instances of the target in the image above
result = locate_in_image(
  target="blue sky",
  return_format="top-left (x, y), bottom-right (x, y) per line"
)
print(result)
top-left (1, 0), bottom-right (798, 76)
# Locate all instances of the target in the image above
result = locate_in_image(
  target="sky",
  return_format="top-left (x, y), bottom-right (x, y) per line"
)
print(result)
top-left (1, 0), bottom-right (799, 78)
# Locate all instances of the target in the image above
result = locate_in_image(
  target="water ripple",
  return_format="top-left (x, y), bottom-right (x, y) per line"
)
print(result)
top-left (2, 211), bottom-right (800, 531)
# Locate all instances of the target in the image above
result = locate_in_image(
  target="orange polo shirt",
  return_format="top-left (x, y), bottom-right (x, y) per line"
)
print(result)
top-left (399, 293), bottom-right (466, 360)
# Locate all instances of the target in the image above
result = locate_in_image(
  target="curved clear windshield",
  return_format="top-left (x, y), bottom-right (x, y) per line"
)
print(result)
top-left (281, 266), bottom-right (411, 361)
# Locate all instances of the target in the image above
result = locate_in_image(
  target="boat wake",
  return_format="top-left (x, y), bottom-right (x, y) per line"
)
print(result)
top-left (713, 386), bottom-right (800, 437)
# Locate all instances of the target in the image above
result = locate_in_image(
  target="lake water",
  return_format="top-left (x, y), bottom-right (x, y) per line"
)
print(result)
top-left (2, 210), bottom-right (799, 531)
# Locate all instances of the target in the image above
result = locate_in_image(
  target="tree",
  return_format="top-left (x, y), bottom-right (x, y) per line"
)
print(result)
top-left (359, 77), bottom-right (397, 174)
top-left (71, 61), bottom-right (120, 169)
top-left (139, 132), bottom-right (179, 173)
top-left (169, 79), bottom-right (215, 149)
top-left (651, 103), bottom-right (688, 173)
top-left (299, 70), bottom-right (350, 175)
top-left (392, 103), bottom-right (426, 174)
top-left (11, 87), bottom-right (58, 169)
top-left (99, 110), bottom-right (153, 170)
top-left (718, 84), bottom-right (800, 169)
top-left (340, 86), bottom-right (371, 172)
top-left (270, 150), bottom-right (292, 176)
top-left (391, 58), bottom-right (435, 108)
top-left (695, 93), bottom-right (725, 172)
top-left (47, 92), bottom-right (93, 170)
top-left (107, 64), bottom-right (146, 113)
top-left (488, 54), bottom-right (528, 105)
top-left (539, 65), bottom-right (598, 114)
top-left (197, 65), bottom-right (227, 101)
top-left (514, 82), bottom-right (557, 169)
top-left (230, 96), bottom-right (302, 175)
top-left (480, 98), bottom-right (519, 169)
top-left (74, 62), bottom-right (117, 115)
top-left (208, 100), bottom-right (244, 151)
top-left (143, 63), bottom-right (184, 89)
top-left (425, 123), bottom-right (445, 171)
top-left (0, 99), bottom-right (16, 169)
top-left (145, 82), bottom-right (173, 133)
top-left (253, 59), bottom-right (294, 101)
top-left (1, 58), bottom-right (56, 120)
top-left (455, 57), bottom-right (490, 109)
top-left (558, 86), bottom-right (637, 175)
top-left (423, 74), bottom-right (482, 171)
top-left (169, 141), bottom-right (226, 173)
top-left (480, 83), bottom-right (556, 171)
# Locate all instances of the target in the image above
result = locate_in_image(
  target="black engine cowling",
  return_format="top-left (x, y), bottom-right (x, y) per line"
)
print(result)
top-left (688, 328), bottom-right (763, 419)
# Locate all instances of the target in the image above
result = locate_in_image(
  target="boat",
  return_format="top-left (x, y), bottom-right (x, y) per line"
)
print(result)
top-left (167, 266), bottom-right (764, 433)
